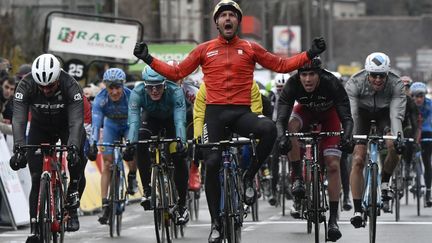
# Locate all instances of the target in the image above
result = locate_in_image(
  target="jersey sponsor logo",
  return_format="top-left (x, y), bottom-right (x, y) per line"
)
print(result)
top-left (74, 93), bottom-right (83, 101)
top-left (34, 103), bottom-right (65, 109)
top-left (206, 50), bottom-right (218, 58)
top-left (238, 49), bottom-right (243, 55)
top-left (15, 92), bottom-right (24, 100)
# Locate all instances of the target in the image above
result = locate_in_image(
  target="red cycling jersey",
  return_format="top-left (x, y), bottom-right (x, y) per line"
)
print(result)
top-left (151, 35), bottom-right (310, 105)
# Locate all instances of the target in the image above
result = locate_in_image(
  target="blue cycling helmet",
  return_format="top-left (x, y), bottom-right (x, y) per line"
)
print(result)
top-left (142, 65), bottom-right (165, 84)
top-left (103, 68), bottom-right (126, 86)
top-left (410, 82), bottom-right (428, 95)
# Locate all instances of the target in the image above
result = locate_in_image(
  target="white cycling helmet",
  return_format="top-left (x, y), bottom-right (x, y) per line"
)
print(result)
top-left (31, 54), bottom-right (61, 86)
top-left (364, 52), bottom-right (391, 73)
top-left (274, 73), bottom-right (290, 87)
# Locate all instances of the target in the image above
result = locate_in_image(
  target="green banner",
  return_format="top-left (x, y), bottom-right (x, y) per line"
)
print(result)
top-left (129, 43), bottom-right (196, 72)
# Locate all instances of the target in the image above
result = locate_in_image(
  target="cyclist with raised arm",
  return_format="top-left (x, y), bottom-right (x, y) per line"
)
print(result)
top-left (86, 68), bottom-right (138, 224)
top-left (124, 65), bottom-right (190, 225)
top-left (133, 1), bottom-right (325, 241)
top-left (9, 54), bottom-right (87, 242)
top-left (346, 52), bottom-right (406, 227)
top-left (409, 82), bottom-right (432, 207)
top-left (276, 58), bottom-right (354, 242)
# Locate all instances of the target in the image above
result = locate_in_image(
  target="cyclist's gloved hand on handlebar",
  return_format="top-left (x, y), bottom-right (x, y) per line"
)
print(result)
top-left (133, 42), bottom-right (153, 64)
top-left (340, 134), bottom-right (355, 154)
top-left (9, 146), bottom-right (27, 171)
top-left (176, 141), bottom-right (188, 158)
top-left (123, 144), bottom-right (136, 161)
top-left (87, 142), bottom-right (98, 161)
top-left (307, 37), bottom-right (326, 59)
top-left (394, 139), bottom-right (405, 155)
top-left (67, 145), bottom-right (81, 167)
top-left (278, 136), bottom-right (292, 155)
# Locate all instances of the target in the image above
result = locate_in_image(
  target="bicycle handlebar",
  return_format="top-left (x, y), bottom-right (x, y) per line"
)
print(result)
top-left (16, 144), bottom-right (70, 152)
top-left (97, 141), bottom-right (127, 147)
top-left (352, 135), bottom-right (414, 142)
top-left (131, 136), bottom-right (181, 145)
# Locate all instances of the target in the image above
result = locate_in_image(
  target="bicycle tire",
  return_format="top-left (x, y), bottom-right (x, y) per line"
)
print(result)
top-left (116, 165), bottom-right (127, 236)
top-left (167, 176), bottom-right (178, 240)
top-left (312, 166), bottom-right (320, 243)
top-left (369, 163), bottom-right (378, 243)
top-left (281, 157), bottom-right (287, 216)
top-left (53, 179), bottom-right (64, 243)
top-left (152, 167), bottom-right (168, 243)
top-left (60, 173), bottom-right (68, 243)
top-left (305, 161), bottom-right (312, 234)
top-left (194, 191), bottom-right (200, 221)
top-left (109, 165), bottom-right (118, 238)
top-left (395, 165), bottom-right (401, 222)
top-left (39, 174), bottom-right (52, 243)
top-left (252, 199), bottom-right (259, 222)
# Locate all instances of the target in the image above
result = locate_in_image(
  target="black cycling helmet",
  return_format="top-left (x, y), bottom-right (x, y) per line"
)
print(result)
top-left (298, 57), bottom-right (322, 73)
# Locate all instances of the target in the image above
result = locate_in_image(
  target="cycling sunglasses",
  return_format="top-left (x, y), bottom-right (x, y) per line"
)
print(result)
top-left (144, 81), bottom-right (165, 92)
top-left (368, 72), bottom-right (387, 79)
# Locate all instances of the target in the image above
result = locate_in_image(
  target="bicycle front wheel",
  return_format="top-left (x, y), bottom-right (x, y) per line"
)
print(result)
top-left (369, 163), bottom-right (378, 243)
top-left (152, 168), bottom-right (171, 243)
top-left (109, 165), bottom-right (119, 238)
top-left (39, 174), bottom-right (52, 243)
top-left (312, 166), bottom-right (320, 243)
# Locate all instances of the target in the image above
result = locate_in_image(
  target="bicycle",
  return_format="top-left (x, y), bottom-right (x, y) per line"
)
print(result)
top-left (194, 135), bottom-right (257, 243)
top-left (353, 120), bottom-right (407, 243)
top-left (97, 142), bottom-right (129, 237)
top-left (286, 130), bottom-right (342, 243)
top-left (17, 144), bottom-right (69, 243)
top-left (134, 136), bottom-right (184, 243)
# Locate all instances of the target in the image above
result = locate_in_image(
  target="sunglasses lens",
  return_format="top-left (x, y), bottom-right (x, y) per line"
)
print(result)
top-left (369, 72), bottom-right (387, 78)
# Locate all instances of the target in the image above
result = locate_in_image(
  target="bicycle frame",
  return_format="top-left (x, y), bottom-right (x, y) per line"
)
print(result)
top-left (135, 136), bottom-right (181, 243)
top-left (97, 142), bottom-right (128, 237)
top-left (19, 143), bottom-right (69, 243)
top-left (286, 131), bottom-right (340, 243)
top-left (195, 137), bottom-right (256, 243)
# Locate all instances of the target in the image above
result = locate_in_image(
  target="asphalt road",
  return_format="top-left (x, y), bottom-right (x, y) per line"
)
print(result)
top-left (2, 193), bottom-right (432, 243)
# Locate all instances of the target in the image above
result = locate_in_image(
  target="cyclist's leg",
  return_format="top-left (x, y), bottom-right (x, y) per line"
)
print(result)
top-left (340, 151), bottom-right (352, 210)
top-left (269, 142), bottom-right (280, 205)
top-left (164, 118), bottom-right (189, 224)
top-left (420, 132), bottom-right (432, 205)
top-left (203, 105), bottom-right (224, 228)
top-left (61, 130), bottom-right (87, 231)
top-left (321, 107), bottom-right (343, 241)
top-left (122, 126), bottom-right (138, 194)
top-left (136, 113), bottom-right (159, 209)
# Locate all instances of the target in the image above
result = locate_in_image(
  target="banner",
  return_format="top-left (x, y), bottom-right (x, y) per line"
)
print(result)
top-left (273, 25), bottom-right (301, 57)
top-left (0, 136), bottom-right (29, 227)
top-left (48, 17), bottom-right (138, 59)
top-left (129, 43), bottom-right (197, 72)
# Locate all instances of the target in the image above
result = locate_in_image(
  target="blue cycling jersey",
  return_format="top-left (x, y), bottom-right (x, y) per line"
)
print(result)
top-left (127, 81), bottom-right (187, 143)
top-left (420, 98), bottom-right (432, 133)
top-left (91, 88), bottom-right (131, 144)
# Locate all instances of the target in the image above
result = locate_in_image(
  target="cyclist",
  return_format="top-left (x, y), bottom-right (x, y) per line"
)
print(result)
top-left (268, 73), bottom-right (290, 206)
top-left (86, 68), bottom-right (138, 224)
top-left (9, 54), bottom-right (87, 241)
top-left (124, 65), bottom-right (190, 225)
top-left (277, 57), bottom-right (354, 242)
top-left (409, 81), bottom-right (432, 207)
top-left (133, 1), bottom-right (325, 240)
top-left (346, 52), bottom-right (406, 227)
top-left (400, 76), bottom-right (420, 191)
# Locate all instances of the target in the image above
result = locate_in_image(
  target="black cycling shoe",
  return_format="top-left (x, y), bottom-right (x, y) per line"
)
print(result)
top-left (243, 174), bottom-right (257, 206)
top-left (350, 212), bottom-right (365, 228)
top-left (66, 210), bottom-right (80, 232)
top-left (26, 234), bottom-right (40, 243)
top-left (98, 203), bottom-right (110, 225)
top-left (175, 206), bottom-right (190, 225)
top-left (290, 199), bottom-right (301, 219)
top-left (327, 221), bottom-right (342, 242)
top-left (127, 174), bottom-right (138, 195)
top-left (342, 197), bottom-right (352, 211)
top-left (291, 178), bottom-right (305, 198)
top-left (66, 190), bottom-right (80, 210)
top-left (208, 223), bottom-right (222, 243)
top-left (268, 195), bottom-right (277, 206)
